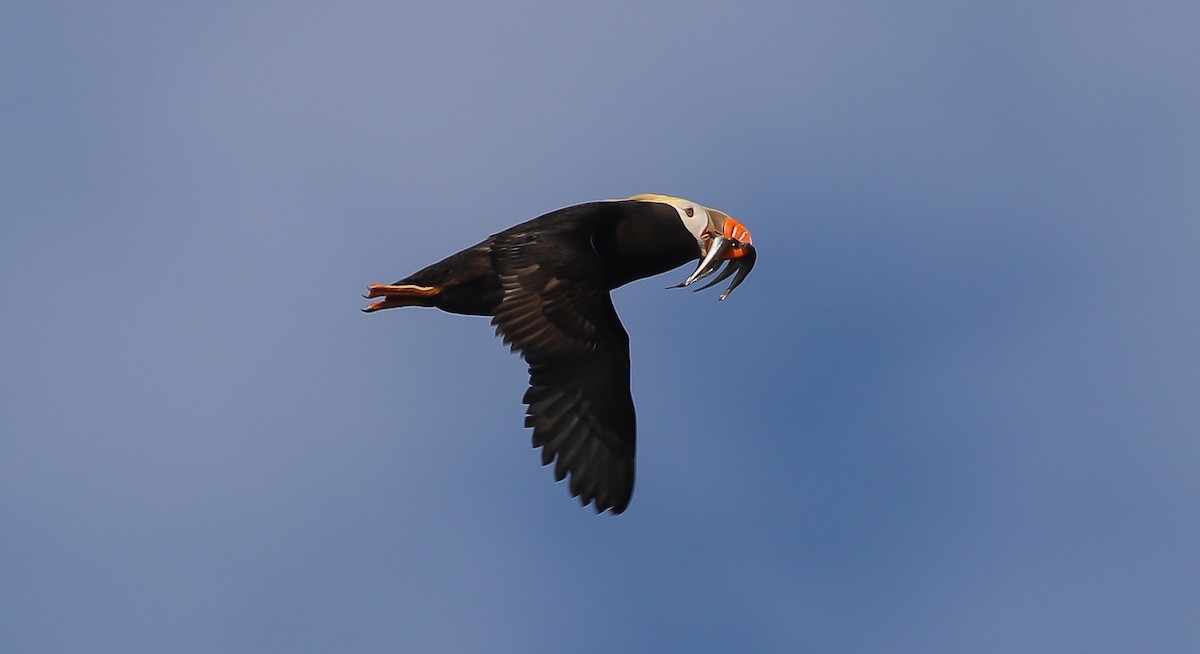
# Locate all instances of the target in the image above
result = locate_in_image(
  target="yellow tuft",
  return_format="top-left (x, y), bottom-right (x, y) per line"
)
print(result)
top-left (625, 193), bottom-right (689, 204)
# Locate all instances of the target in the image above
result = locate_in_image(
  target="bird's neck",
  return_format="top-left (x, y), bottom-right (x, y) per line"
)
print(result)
top-left (594, 205), bottom-right (700, 288)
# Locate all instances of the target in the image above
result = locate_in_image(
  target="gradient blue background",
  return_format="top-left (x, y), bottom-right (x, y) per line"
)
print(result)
top-left (3, 3), bottom-right (1198, 652)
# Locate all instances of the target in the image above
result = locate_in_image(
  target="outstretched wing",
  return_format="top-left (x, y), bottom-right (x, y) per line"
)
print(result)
top-left (489, 215), bottom-right (636, 514)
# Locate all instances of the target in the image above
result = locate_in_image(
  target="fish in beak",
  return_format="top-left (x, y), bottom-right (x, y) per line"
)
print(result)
top-left (674, 215), bottom-right (756, 301)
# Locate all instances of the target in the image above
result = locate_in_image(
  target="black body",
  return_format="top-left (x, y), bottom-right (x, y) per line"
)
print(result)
top-left (390, 200), bottom-right (699, 513)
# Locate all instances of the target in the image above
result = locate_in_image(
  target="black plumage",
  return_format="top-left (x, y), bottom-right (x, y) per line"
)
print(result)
top-left (364, 196), bottom-right (754, 514)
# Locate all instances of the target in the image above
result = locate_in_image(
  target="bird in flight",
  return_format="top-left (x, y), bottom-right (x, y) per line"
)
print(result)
top-left (363, 194), bottom-right (756, 514)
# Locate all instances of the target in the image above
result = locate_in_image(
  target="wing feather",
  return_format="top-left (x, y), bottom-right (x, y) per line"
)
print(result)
top-left (489, 218), bottom-right (636, 514)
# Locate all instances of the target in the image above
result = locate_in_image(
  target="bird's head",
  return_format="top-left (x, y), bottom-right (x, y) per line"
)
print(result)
top-left (628, 194), bottom-right (757, 300)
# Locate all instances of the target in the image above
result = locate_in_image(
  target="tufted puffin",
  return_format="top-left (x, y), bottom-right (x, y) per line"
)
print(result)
top-left (363, 194), bottom-right (755, 514)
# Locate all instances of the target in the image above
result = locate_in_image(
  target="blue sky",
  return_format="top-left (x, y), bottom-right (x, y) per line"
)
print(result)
top-left (3, 2), bottom-right (1199, 652)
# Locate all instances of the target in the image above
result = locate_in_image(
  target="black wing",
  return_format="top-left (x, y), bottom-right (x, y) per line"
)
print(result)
top-left (489, 214), bottom-right (636, 514)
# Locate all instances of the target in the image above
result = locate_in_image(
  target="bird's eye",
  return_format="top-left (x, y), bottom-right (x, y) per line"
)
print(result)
top-left (684, 207), bottom-right (695, 217)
